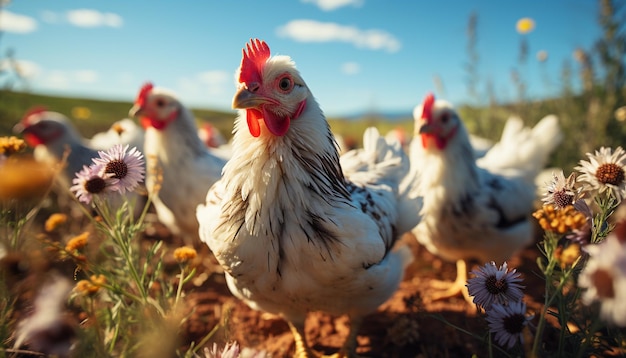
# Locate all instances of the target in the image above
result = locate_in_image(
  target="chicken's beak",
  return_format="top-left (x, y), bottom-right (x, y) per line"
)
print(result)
top-left (128, 104), bottom-right (143, 118)
top-left (232, 84), bottom-right (273, 109)
top-left (12, 122), bottom-right (26, 134)
top-left (417, 119), bottom-right (434, 135)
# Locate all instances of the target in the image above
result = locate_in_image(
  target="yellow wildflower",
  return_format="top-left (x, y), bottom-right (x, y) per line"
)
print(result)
top-left (516, 17), bottom-right (535, 34)
top-left (0, 136), bottom-right (26, 156)
top-left (173, 246), bottom-right (197, 264)
top-left (554, 242), bottom-right (582, 269)
top-left (45, 213), bottom-right (68, 232)
top-left (65, 232), bottom-right (89, 252)
top-left (0, 156), bottom-right (55, 201)
top-left (75, 274), bottom-right (106, 295)
top-left (533, 204), bottom-right (587, 234)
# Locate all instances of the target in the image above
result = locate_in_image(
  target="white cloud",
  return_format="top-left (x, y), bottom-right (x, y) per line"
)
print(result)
top-left (277, 19), bottom-right (401, 53)
top-left (0, 10), bottom-right (37, 33)
top-left (73, 70), bottom-right (99, 83)
top-left (45, 70), bottom-right (70, 89)
top-left (0, 59), bottom-right (41, 78)
top-left (301, 0), bottom-right (364, 11)
top-left (341, 62), bottom-right (360, 75)
top-left (178, 70), bottom-right (231, 98)
top-left (66, 9), bottom-right (123, 28)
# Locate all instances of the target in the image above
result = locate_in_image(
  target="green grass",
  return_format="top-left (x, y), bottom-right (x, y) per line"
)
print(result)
top-left (0, 90), bottom-right (238, 139)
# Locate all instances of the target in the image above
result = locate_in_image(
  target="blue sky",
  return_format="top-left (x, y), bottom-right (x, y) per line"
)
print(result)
top-left (1, 0), bottom-right (601, 117)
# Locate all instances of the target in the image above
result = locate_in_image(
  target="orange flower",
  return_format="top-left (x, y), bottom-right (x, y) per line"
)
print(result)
top-left (533, 204), bottom-right (587, 234)
top-left (0, 136), bottom-right (26, 156)
top-left (75, 274), bottom-right (106, 295)
top-left (65, 232), bottom-right (89, 252)
top-left (173, 246), bottom-right (197, 264)
top-left (45, 213), bottom-right (68, 232)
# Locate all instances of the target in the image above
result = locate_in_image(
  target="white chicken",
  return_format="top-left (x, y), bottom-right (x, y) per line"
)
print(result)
top-left (196, 39), bottom-right (419, 357)
top-left (89, 118), bottom-right (145, 151)
top-left (407, 93), bottom-right (562, 302)
top-left (13, 107), bottom-right (99, 183)
top-left (129, 83), bottom-right (227, 246)
top-left (14, 108), bottom-right (149, 215)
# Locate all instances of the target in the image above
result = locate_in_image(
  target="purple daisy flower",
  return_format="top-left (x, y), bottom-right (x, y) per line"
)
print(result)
top-left (466, 261), bottom-right (525, 310)
top-left (485, 300), bottom-right (533, 349)
top-left (92, 144), bottom-right (145, 194)
top-left (70, 164), bottom-right (118, 204)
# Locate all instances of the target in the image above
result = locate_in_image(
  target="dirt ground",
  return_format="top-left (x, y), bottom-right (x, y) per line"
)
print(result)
top-left (5, 207), bottom-right (550, 358)
top-left (170, 224), bottom-right (549, 358)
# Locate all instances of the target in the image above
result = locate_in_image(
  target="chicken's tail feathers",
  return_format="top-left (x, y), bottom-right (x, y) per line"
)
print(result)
top-left (341, 127), bottom-right (409, 187)
top-left (478, 114), bottom-right (562, 183)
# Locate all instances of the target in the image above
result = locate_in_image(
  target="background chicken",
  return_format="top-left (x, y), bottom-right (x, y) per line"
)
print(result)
top-left (406, 93), bottom-right (562, 302)
top-left (197, 39), bottom-right (419, 358)
top-left (129, 83), bottom-right (227, 246)
top-left (90, 118), bottom-right (145, 152)
top-left (13, 107), bottom-right (99, 184)
top-left (13, 107), bottom-right (148, 218)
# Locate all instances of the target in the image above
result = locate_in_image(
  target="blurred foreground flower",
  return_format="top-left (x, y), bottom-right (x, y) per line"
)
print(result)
top-left (467, 261), bottom-right (524, 310)
top-left (45, 213), bottom-right (68, 232)
top-left (578, 226), bottom-right (626, 326)
top-left (65, 232), bottom-right (89, 252)
top-left (0, 136), bottom-right (26, 156)
top-left (0, 155), bottom-right (57, 249)
top-left (75, 274), bottom-right (106, 296)
top-left (516, 17), bottom-right (535, 34)
top-left (14, 275), bottom-right (75, 356)
top-left (202, 341), bottom-right (267, 358)
top-left (485, 300), bottom-right (533, 349)
top-left (576, 146), bottom-right (626, 202)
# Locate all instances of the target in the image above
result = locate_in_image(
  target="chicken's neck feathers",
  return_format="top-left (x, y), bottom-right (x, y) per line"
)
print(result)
top-left (413, 125), bottom-right (479, 214)
top-left (145, 107), bottom-right (217, 162)
top-left (221, 98), bottom-right (351, 241)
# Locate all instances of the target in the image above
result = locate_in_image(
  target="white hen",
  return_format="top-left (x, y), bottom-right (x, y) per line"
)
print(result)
top-left (13, 107), bottom-right (99, 183)
top-left (129, 83), bottom-right (227, 246)
top-left (196, 39), bottom-right (419, 358)
top-left (407, 93), bottom-right (562, 302)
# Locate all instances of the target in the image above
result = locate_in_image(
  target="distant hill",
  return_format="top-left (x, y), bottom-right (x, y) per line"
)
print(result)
top-left (0, 90), bottom-right (238, 138)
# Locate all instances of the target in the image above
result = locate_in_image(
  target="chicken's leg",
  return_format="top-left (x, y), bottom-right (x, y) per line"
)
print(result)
top-left (427, 259), bottom-right (473, 304)
top-left (288, 320), bottom-right (315, 358)
top-left (329, 316), bottom-right (363, 358)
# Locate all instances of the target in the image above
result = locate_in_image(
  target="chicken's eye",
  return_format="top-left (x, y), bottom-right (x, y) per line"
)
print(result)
top-left (155, 98), bottom-right (166, 108)
top-left (440, 112), bottom-right (450, 124)
top-left (277, 76), bottom-right (293, 92)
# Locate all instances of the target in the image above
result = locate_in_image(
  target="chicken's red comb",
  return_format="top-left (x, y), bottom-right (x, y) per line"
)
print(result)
top-left (21, 106), bottom-right (48, 125)
top-left (136, 82), bottom-right (154, 107)
top-left (421, 93), bottom-right (435, 123)
top-left (238, 39), bottom-right (270, 84)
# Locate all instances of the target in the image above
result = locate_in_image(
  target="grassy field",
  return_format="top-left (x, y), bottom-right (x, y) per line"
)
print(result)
top-left (0, 89), bottom-right (420, 153)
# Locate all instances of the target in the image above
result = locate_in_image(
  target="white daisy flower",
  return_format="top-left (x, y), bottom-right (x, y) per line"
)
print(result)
top-left (578, 231), bottom-right (626, 326)
top-left (542, 170), bottom-right (581, 209)
top-left (575, 146), bottom-right (626, 202)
